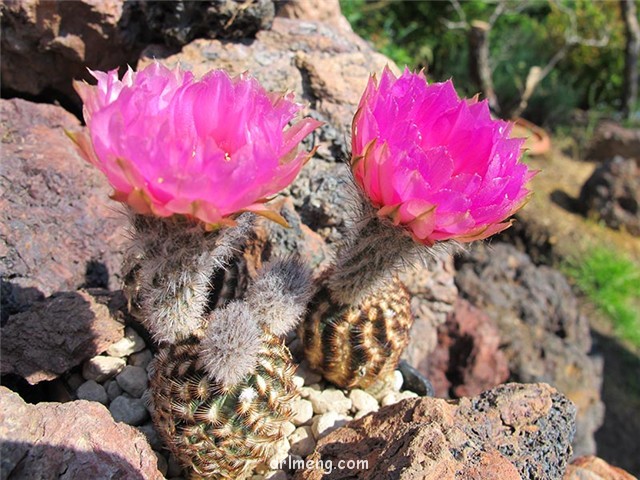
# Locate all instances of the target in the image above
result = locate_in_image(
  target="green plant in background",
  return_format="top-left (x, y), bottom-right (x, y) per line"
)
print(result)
top-left (564, 248), bottom-right (640, 347)
top-left (340, 0), bottom-right (627, 126)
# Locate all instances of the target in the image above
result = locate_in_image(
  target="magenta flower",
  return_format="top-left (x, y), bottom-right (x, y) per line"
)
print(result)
top-left (70, 63), bottom-right (321, 227)
top-left (351, 67), bottom-right (534, 245)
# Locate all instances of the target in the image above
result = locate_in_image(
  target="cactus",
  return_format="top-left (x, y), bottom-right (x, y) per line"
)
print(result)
top-left (122, 212), bottom-right (254, 344)
top-left (299, 190), bottom-right (446, 389)
top-left (148, 258), bottom-right (313, 479)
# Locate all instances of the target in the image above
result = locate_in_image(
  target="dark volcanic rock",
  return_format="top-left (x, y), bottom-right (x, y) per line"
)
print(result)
top-left (0, 0), bottom-right (140, 105)
top-left (295, 383), bottom-right (575, 480)
top-left (0, 99), bottom-right (129, 320)
top-left (1, 290), bottom-right (124, 384)
top-left (578, 156), bottom-right (640, 236)
top-left (121, 0), bottom-right (275, 47)
top-left (455, 242), bottom-right (604, 457)
top-left (138, 16), bottom-right (390, 134)
top-left (0, 386), bottom-right (163, 480)
top-left (427, 298), bottom-right (510, 398)
top-left (585, 120), bottom-right (640, 163)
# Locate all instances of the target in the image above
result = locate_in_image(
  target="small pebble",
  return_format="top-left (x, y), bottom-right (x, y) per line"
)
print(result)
top-left (392, 370), bottom-right (404, 392)
top-left (129, 349), bottom-right (154, 370)
top-left (397, 390), bottom-right (418, 400)
top-left (291, 398), bottom-right (313, 426)
top-left (106, 327), bottom-right (146, 357)
top-left (308, 389), bottom-right (351, 415)
top-left (105, 379), bottom-right (122, 401)
top-left (311, 412), bottom-right (350, 439)
top-left (381, 392), bottom-right (398, 407)
top-left (268, 436), bottom-right (290, 468)
top-left (250, 476), bottom-right (265, 480)
top-left (115, 365), bottom-right (148, 398)
top-left (82, 355), bottom-right (126, 382)
top-left (288, 426), bottom-right (316, 457)
top-left (76, 380), bottom-right (108, 405)
top-left (66, 373), bottom-right (85, 392)
top-left (292, 375), bottom-right (305, 389)
top-left (349, 389), bottom-right (378, 414)
top-left (155, 451), bottom-right (168, 477)
top-left (354, 410), bottom-right (371, 420)
top-left (109, 395), bottom-right (149, 426)
top-left (281, 421), bottom-right (296, 437)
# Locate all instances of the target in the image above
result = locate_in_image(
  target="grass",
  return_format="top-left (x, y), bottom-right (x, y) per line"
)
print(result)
top-left (564, 248), bottom-right (640, 347)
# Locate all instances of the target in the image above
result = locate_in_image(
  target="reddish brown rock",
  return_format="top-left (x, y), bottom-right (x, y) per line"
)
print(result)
top-left (296, 383), bottom-right (575, 480)
top-left (1, 290), bottom-right (124, 384)
top-left (0, 0), bottom-right (140, 103)
top-left (0, 98), bottom-right (129, 320)
top-left (400, 251), bottom-right (459, 381)
top-left (244, 197), bottom-right (333, 278)
top-left (276, 0), bottom-right (353, 31)
top-left (0, 386), bottom-right (163, 480)
top-left (564, 456), bottom-right (637, 480)
top-left (138, 16), bottom-right (392, 133)
top-left (426, 298), bottom-right (510, 398)
top-left (455, 242), bottom-right (604, 457)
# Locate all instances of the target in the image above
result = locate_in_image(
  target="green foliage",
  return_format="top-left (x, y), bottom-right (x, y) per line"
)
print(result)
top-left (340, 0), bottom-right (627, 125)
top-left (564, 248), bottom-right (640, 347)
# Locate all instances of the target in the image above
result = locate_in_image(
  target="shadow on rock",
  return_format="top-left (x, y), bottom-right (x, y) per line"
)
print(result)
top-left (592, 330), bottom-right (640, 477)
top-left (0, 289), bottom-right (124, 386)
top-left (550, 189), bottom-right (582, 214)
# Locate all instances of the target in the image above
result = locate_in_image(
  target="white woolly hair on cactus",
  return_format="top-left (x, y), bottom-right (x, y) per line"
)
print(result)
top-left (246, 256), bottom-right (315, 337)
top-left (326, 180), bottom-right (455, 306)
top-left (200, 301), bottom-right (263, 388)
top-left (201, 257), bottom-right (314, 387)
top-left (127, 211), bottom-right (255, 344)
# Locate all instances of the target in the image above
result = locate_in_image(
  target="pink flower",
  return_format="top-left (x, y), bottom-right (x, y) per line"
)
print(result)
top-left (351, 67), bottom-right (535, 245)
top-left (70, 63), bottom-right (321, 227)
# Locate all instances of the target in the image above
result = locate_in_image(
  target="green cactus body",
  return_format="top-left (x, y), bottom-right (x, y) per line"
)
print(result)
top-left (149, 328), bottom-right (298, 479)
top-left (300, 276), bottom-right (413, 389)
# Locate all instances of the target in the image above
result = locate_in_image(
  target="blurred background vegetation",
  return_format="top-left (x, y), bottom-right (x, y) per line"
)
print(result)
top-left (340, 0), bottom-right (636, 128)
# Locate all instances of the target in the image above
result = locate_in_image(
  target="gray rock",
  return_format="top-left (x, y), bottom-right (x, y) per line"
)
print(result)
top-left (348, 389), bottom-right (378, 415)
top-left (308, 389), bottom-right (351, 415)
top-left (105, 379), bottom-right (123, 401)
top-left (76, 380), bottom-right (108, 405)
top-left (109, 395), bottom-right (149, 426)
top-left (82, 355), bottom-right (126, 383)
top-left (106, 327), bottom-right (146, 357)
top-left (115, 365), bottom-right (148, 398)
top-left (311, 412), bottom-right (350, 440)
top-left (290, 398), bottom-right (314, 427)
top-left (129, 349), bottom-right (154, 369)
